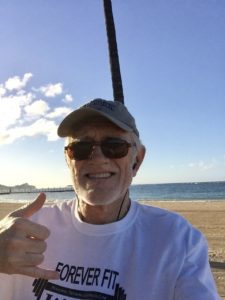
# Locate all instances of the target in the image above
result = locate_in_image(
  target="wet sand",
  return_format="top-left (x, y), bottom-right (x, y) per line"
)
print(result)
top-left (1, 200), bottom-right (225, 298)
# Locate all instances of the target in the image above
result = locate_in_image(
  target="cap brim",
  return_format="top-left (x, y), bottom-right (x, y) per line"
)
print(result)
top-left (57, 107), bottom-right (133, 137)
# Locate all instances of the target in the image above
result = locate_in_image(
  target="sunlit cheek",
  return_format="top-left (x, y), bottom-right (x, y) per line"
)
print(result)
top-left (69, 169), bottom-right (76, 190)
top-left (120, 163), bottom-right (133, 186)
top-left (68, 162), bottom-right (79, 189)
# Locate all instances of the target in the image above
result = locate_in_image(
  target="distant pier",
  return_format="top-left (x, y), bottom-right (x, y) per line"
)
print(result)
top-left (0, 186), bottom-right (74, 194)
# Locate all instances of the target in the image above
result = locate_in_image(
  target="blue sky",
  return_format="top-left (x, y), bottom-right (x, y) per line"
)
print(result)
top-left (0, 0), bottom-right (225, 188)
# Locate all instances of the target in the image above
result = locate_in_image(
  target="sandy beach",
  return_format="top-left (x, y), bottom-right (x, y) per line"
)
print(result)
top-left (0, 200), bottom-right (225, 298)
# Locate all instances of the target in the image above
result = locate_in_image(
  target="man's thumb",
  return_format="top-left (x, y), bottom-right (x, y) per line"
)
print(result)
top-left (10, 193), bottom-right (46, 218)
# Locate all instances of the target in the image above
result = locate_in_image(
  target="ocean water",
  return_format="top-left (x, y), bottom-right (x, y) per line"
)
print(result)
top-left (0, 181), bottom-right (225, 203)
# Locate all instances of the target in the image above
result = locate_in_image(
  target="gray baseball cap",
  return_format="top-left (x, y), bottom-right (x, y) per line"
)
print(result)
top-left (57, 98), bottom-right (139, 137)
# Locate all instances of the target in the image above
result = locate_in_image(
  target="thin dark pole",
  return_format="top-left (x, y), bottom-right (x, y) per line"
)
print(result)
top-left (103, 0), bottom-right (124, 103)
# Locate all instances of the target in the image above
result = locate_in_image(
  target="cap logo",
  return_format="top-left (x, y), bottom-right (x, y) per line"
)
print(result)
top-left (84, 99), bottom-right (115, 111)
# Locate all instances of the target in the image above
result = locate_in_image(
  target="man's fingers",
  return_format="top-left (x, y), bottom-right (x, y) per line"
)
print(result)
top-left (24, 253), bottom-right (45, 266)
top-left (10, 193), bottom-right (46, 219)
top-left (26, 220), bottom-right (50, 240)
top-left (8, 218), bottom-right (50, 240)
top-left (22, 266), bottom-right (59, 280)
top-left (25, 239), bottom-right (47, 254)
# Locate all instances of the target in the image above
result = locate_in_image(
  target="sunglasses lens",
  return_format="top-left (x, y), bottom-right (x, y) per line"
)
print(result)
top-left (70, 142), bottom-right (93, 160)
top-left (102, 140), bottom-right (129, 158)
top-left (66, 139), bottom-right (131, 160)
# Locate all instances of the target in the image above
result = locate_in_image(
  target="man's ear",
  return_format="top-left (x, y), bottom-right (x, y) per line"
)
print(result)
top-left (132, 145), bottom-right (146, 177)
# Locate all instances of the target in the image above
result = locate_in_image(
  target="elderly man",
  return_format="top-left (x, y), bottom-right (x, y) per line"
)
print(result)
top-left (0, 99), bottom-right (220, 299)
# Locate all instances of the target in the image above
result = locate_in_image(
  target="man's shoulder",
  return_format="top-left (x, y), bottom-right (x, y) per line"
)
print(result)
top-left (136, 201), bottom-right (183, 219)
top-left (136, 201), bottom-right (206, 248)
top-left (31, 199), bottom-right (74, 223)
top-left (136, 201), bottom-right (201, 235)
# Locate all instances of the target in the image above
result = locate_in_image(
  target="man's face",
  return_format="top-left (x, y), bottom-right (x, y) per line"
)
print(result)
top-left (66, 120), bottom-right (142, 207)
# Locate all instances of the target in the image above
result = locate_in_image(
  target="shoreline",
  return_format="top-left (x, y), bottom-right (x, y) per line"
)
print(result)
top-left (1, 198), bottom-right (225, 203)
top-left (0, 199), bottom-right (225, 218)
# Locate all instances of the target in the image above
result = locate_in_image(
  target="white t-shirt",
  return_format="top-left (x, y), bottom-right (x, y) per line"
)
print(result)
top-left (0, 200), bottom-right (220, 300)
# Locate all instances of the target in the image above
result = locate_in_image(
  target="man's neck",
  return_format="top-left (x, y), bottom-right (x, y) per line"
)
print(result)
top-left (77, 194), bottom-right (131, 225)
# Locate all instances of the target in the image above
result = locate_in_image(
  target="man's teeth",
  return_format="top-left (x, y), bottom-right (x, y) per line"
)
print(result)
top-left (87, 173), bottom-right (112, 179)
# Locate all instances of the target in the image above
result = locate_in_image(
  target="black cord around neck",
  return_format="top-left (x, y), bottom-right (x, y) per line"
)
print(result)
top-left (116, 190), bottom-right (128, 221)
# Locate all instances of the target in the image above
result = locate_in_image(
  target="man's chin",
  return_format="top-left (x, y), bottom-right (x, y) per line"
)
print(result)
top-left (79, 194), bottom-right (116, 207)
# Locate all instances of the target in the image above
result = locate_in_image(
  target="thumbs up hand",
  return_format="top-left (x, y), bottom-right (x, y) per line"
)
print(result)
top-left (0, 193), bottom-right (59, 279)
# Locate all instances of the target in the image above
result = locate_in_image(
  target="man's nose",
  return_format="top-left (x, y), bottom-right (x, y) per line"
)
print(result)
top-left (89, 144), bottom-right (106, 160)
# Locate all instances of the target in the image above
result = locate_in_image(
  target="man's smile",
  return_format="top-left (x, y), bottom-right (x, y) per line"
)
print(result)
top-left (86, 172), bottom-right (115, 179)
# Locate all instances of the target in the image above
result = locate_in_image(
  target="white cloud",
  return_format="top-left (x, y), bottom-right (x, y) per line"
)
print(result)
top-left (198, 159), bottom-right (216, 170)
top-left (12, 92), bottom-right (34, 106)
top-left (0, 85), bottom-right (6, 96)
top-left (26, 118), bottom-right (58, 141)
top-left (46, 107), bottom-right (72, 119)
top-left (5, 73), bottom-right (33, 91)
top-left (0, 92), bottom-right (35, 130)
top-left (188, 163), bottom-right (195, 168)
top-left (198, 161), bottom-right (204, 168)
top-left (202, 163), bottom-right (214, 170)
top-left (24, 100), bottom-right (50, 117)
top-left (0, 119), bottom-right (59, 144)
top-left (187, 159), bottom-right (216, 171)
top-left (0, 73), bottom-right (73, 145)
top-left (63, 94), bottom-right (73, 103)
top-left (40, 83), bottom-right (63, 97)
top-left (0, 98), bottom-right (22, 130)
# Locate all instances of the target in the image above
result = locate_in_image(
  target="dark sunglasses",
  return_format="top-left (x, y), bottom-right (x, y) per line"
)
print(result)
top-left (65, 138), bottom-right (135, 160)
